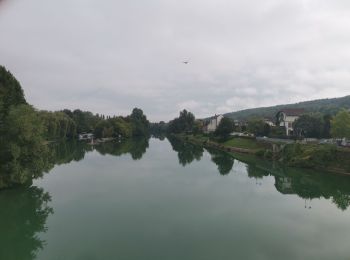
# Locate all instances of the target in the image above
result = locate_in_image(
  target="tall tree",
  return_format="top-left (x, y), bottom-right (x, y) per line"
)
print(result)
top-left (293, 114), bottom-right (324, 138)
top-left (247, 118), bottom-right (270, 137)
top-left (322, 114), bottom-right (332, 138)
top-left (129, 108), bottom-right (150, 136)
top-left (0, 66), bottom-right (27, 117)
top-left (168, 110), bottom-right (195, 134)
top-left (331, 109), bottom-right (350, 138)
top-left (214, 117), bottom-right (234, 137)
top-left (0, 105), bottom-right (51, 187)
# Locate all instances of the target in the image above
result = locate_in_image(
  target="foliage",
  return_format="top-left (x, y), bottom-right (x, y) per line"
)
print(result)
top-left (214, 117), bottom-right (234, 137)
top-left (331, 109), bottom-right (350, 138)
top-left (129, 108), bottom-right (150, 136)
top-left (281, 143), bottom-right (337, 168)
top-left (150, 121), bottom-right (167, 135)
top-left (39, 111), bottom-right (77, 140)
top-left (322, 114), bottom-right (332, 138)
top-left (192, 120), bottom-right (204, 135)
top-left (269, 126), bottom-right (286, 138)
top-left (0, 105), bottom-right (52, 188)
top-left (293, 113), bottom-right (324, 138)
top-left (168, 110), bottom-right (195, 134)
top-left (0, 65), bottom-right (27, 122)
top-left (247, 118), bottom-right (270, 137)
top-left (94, 117), bottom-right (133, 139)
top-left (0, 65), bottom-right (151, 189)
top-left (70, 109), bottom-right (100, 134)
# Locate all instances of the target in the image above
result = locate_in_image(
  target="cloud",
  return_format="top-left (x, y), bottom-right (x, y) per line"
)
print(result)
top-left (1, 0), bottom-right (350, 121)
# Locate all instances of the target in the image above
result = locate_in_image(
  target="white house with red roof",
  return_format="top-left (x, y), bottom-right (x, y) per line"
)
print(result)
top-left (276, 109), bottom-right (305, 136)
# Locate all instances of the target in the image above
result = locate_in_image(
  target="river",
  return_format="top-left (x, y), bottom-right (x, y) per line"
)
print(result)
top-left (1, 137), bottom-right (350, 260)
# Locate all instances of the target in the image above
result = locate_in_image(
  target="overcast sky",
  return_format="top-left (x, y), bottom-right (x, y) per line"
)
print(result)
top-left (1, 0), bottom-right (350, 121)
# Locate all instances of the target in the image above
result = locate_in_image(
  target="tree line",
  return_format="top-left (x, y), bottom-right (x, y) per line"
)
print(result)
top-left (151, 108), bottom-right (350, 139)
top-left (0, 65), bottom-right (150, 187)
top-left (0, 65), bottom-right (150, 140)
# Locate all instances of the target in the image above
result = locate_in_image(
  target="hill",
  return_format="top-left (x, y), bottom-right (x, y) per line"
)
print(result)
top-left (224, 95), bottom-right (350, 121)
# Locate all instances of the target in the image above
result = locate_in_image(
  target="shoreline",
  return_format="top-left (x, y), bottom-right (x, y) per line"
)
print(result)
top-left (172, 134), bottom-right (350, 176)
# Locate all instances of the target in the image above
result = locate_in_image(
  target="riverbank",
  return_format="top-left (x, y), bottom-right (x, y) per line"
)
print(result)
top-left (173, 133), bottom-right (350, 175)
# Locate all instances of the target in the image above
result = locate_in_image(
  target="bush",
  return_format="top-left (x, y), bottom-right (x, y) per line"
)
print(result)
top-left (281, 143), bottom-right (337, 168)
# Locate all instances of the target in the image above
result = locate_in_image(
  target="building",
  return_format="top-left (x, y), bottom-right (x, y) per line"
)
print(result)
top-left (203, 114), bottom-right (224, 133)
top-left (276, 109), bottom-right (305, 136)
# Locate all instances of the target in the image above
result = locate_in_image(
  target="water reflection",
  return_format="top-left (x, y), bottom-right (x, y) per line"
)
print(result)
top-left (168, 136), bottom-right (204, 166)
top-left (207, 148), bottom-right (235, 175)
top-left (0, 137), bottom-right (150, 258)
top-left (272, 166), bottom-right (350, 211)
top-left (95, 137), bottom-right (149, 160)
top-left (0, 186), bottom-right (53, 260)
top-left (168, 137), bottom-right (350, 211)
top-left (0, 138), bottom-right (150, 189)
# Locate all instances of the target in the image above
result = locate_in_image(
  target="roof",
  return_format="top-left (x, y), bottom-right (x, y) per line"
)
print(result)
top-left (279, 108), bottom-right (305, 116)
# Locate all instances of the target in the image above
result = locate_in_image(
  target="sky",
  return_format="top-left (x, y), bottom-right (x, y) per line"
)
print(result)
top-left (1, 0), bottom-right (350, 121)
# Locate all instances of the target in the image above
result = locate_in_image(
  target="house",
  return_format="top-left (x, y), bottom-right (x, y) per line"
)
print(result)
top-left (203, 114), bottom-right (224, 133)
top-left (276, 109), bottom-right (305, 136)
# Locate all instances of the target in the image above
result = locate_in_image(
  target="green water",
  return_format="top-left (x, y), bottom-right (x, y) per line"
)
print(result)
top-left (1, 137), bottom-right (350, 260)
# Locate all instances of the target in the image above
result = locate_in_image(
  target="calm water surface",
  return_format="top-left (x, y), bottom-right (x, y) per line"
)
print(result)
top-left (1, 137), bottom-right (350, 260)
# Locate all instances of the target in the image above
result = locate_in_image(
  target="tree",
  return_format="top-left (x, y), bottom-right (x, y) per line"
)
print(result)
top-left (167, 110), bottom-right (195, 134)
top-left (322, 114), bottom-right (332, 138)
top-left (293, 114), bottom-right (324, 138)
top-left (39, 111), bottom-right (77, 140)
top-left (192, 120), bottom-right (203, 135)
top-left (150, 121), bottom-right (167, 135)
top-left (331, 109), bottom-right (350, 138)
top-left (72, 109), bottom-right (100, 133)
top-left (247, 118), bottom-right (269, 137)
top-left (110, 117), bottom-right (132, 138)
top-left (0, 65), bottom-right (27, 121)
top-left (179, 109), bottom-right (195, 132)
top-left (94, 120), bottom-right (112, 138)
top-left (0, 105), bottom-right (52, 187)
top-left (129, 108), bottom-right (150, 136)
top-left (214, 117), bottom-right (234, 137)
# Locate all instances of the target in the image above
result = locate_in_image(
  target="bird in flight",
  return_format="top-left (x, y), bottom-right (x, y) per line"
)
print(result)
top-left (183, 61), bottom-right (189, 64)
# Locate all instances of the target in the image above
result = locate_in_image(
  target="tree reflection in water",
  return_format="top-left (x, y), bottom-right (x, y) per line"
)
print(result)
top-left (0, 186), bottom-right (53, 260)
top-left (0, 138), bottom-right (150, 190)
top-left (206, 148), bottom-right (234, 175)
top-left (167, 137), bottom-right (350, 211)
top-left (167, 136), bottom-right (204, 166)
top-left (95, 137), bottom-right (149, 160)
top-left (0, 137), bottom-right (151, 258)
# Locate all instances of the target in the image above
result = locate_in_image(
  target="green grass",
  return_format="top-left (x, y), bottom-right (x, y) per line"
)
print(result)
top-left (223, 137), bottom-right (263, 150)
